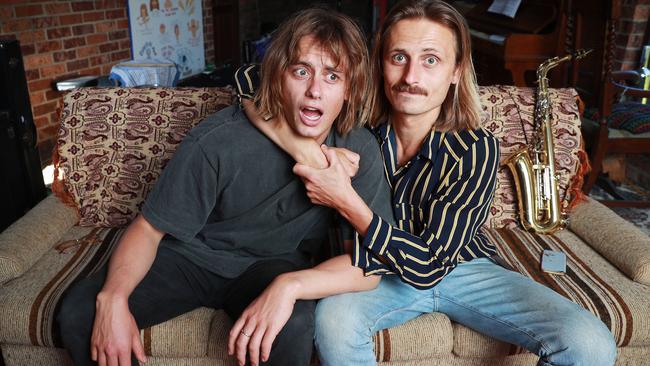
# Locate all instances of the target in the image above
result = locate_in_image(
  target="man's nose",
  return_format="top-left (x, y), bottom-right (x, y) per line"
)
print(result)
top-left (403, 61), bottom-right (419, 85)
top-left (306, 77), bottom-right (321, 99)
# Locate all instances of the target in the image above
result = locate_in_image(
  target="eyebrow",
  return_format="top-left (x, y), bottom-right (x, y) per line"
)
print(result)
top-left (388, 47), bottom-right (443, 55)
top-left (293, 60), bottom-right (345, 74)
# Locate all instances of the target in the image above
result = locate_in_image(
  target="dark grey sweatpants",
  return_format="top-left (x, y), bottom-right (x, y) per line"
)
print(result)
top-left (56, 246), bottom-right (315, 366)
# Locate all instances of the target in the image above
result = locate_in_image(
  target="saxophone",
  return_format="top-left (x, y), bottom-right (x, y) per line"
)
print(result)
top-left (505, 49), bottom-right (591, 234)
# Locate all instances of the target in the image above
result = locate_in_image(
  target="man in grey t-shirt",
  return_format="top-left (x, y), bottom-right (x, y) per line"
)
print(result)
top-left (57, 8), bottom-right (393, 366)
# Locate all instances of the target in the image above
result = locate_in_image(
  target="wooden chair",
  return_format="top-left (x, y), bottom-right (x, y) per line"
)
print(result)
top-left (582, 70), bottom-right (650, 207)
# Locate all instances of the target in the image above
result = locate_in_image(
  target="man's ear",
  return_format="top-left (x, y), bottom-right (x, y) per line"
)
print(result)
top-left (452, 65), bottom-right (461, 85)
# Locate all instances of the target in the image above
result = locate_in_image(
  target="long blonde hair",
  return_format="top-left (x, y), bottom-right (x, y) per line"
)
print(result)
top-left (254, 8), bottom-right (372, 135)
top-left (369, 0), bottom-right (482, 131)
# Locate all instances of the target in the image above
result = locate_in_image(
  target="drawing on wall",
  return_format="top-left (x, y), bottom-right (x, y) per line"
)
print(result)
top-left (128, 0), bottom-right (205, 78)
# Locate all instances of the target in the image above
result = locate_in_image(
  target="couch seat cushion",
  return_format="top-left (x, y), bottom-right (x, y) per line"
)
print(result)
top-left (0, 226), bottom-right (228, 360)
top-left (4, 225), bottom-right (649, 362)
top-left (373, 227), bottom-right (650, 362)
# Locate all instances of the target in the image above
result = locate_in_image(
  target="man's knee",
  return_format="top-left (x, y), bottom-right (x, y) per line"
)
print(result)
top-left (546, 309), bottom-right (617, 366)
top-left (57, 280), bottom-right (99, 348)
top-left (277, 300), bottom-right (315, 343)
top-left (265, 300), bottom-right (315, 365)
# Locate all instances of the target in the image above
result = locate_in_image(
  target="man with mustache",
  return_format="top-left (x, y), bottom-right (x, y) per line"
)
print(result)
top-left (238, 0), bottom-right (617, 365)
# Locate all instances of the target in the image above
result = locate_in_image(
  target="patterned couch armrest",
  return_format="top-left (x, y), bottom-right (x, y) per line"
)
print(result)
top-left (0, 195), bottom-right (78, 284)
top-left (569, 196), bottom-right (650, 285)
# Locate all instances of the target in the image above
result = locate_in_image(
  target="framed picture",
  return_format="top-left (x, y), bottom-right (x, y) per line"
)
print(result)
top-left (127, 0), bottom-right (205, 79)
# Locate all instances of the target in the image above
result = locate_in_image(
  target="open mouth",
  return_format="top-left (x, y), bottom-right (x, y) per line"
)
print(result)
top-left (300, 106), bottom-right (323, 127)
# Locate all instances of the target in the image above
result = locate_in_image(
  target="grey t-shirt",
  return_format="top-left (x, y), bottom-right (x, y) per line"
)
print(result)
top-left (141, 105), bottom-right (394, 278)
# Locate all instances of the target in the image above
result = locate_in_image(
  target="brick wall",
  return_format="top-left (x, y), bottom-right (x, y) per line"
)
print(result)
top-left (0, 0), bottom-right (215, 166)
top-left (616, 0), bottom-right (649, 70)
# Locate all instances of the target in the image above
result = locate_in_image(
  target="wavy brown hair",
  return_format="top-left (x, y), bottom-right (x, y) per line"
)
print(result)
top-left (369, 0), bottom-right (482, 131)
top-left (254, 8), bottom-right (372, 135)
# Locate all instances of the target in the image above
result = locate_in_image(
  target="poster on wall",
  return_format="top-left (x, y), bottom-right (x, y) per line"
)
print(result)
top-left (127, 0), bottom-right (205, 79)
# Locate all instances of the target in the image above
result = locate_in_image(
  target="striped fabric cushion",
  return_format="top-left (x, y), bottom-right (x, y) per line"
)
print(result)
top-left (372, 227), bottom-right (641, 362)
top-left (2, 225), bottom-right (643, 361)
top-left (0, 226), bottom-right (219, 359)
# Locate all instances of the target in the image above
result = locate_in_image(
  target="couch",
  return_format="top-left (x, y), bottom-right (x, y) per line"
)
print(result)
top-left (1, 85), bottom-right (649, 366)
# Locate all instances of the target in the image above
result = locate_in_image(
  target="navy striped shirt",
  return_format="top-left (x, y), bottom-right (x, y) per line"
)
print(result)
top-left (353, 123), bottom-right (499, 289)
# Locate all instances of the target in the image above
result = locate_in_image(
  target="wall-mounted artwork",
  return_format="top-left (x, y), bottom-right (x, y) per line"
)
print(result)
top-left (128, 0), bottom-right (205, 79)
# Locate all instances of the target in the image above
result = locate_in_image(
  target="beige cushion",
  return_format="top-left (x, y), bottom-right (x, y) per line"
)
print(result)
top-left (0, 195), bottom-right (78, 284)
top-left (569, 197), bottom-right (650, 285)
top-left (54, 87), bottom-right (234, 227)
top-left (478, 86), bottom-right (585, 229)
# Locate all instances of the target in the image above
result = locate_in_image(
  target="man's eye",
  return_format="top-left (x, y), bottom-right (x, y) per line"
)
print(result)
top-left (294, 68), bottom-right (308, 77)
top-left (425, 57), bottom-right (437, 65)
top-left (392, 54), bottom-right (406, 63)
top-left (326, 73), bottom-right (338, 82)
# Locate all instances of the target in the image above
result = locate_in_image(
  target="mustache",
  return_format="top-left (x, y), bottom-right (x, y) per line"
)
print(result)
top-left (392, 83), bottom-right (428, 96)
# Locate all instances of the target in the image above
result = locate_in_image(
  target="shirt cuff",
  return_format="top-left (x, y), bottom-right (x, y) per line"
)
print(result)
top-left (360, 213), bottom-right (393, 255)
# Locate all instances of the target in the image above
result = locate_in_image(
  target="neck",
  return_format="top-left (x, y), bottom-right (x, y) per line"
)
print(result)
top-left (390, 110), bottom-right (439, 166)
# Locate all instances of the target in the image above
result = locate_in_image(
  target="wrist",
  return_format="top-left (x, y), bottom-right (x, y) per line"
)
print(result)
top-left (96, 290), bottom-right (129, 306)
top-left (274, 273), bottom-right (302, 300)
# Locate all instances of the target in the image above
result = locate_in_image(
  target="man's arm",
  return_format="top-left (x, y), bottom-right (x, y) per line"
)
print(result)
top-left (91, 214), bottom-right (164, 366)
top-left (227, 250), bottom-right (379, 366)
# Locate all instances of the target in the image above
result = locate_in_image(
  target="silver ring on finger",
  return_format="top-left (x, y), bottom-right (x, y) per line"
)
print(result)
top-left (241, 330), bottom-right (252, 338)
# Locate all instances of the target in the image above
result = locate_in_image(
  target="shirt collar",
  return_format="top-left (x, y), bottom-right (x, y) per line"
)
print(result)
top-left (373, 120), bottom-right (442, 164)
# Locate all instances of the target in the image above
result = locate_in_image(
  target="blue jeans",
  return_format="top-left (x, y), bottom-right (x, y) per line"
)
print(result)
top-left (315, 258), bottom-right (616, 366)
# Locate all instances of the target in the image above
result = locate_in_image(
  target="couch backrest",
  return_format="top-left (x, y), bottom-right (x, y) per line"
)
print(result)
top-left (53, 87), bottom-right (234, 227)
top-left (479, 85), bottom-right (585, 229)
top-left (54, 85), bottom-right (585, 229)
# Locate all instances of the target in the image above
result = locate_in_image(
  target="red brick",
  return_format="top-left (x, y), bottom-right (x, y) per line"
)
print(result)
top-left (71, 1), bottom-right (94, 12)
top-left (17, 30), bottom-right (46, 44)
top-left (99, 42), bottom-right (119, 53)
top-left (2, 19), bottom-right (32, 33)
top-left (39, 124), bottom-right (59, 139)
top-left (33, 102), bottom-right (59, 117)
top-left (83, 11), bottom-right (105, 22)
top-left (52, 50), bottom-right (77, 62)
top-left (100, 64), bottom-right (113, 75)
top-left (0, 7), bottom-right (13, 21)
top-left (33, 116), bottom-right (49, 129)
top-left (21, 44), bottom-right (36, 56)
top-left (15, 4), bottom-right (44, 18)
top-left (95, 21), bottom-right (116, 33)
top-left (84, 67), bottom-right (102, 75)
top-left (95, 0), bottom-right (121, 9)
top-left (32, 17), bottom-right (59, 30)
top-left (72, 24), bottom-right (95, 36)
top-left (45, 90), bottom-right (63, 101)
top-left (23, 54), bottom-right (51, 69)
top-left (108, 30), bottom-right (127, 41)
top-left (86, 33), bottom-right (109, 45)
top-left (40, 64), bottom-right (67, 78)
top-left (28, 78), bottom-right (53, 93)
top-left (25, 69), bottom-right (40, 81)
top-left (67, 59), bottom-right (89, 72)
top-left (110, 50), bottom-right (130, 62)
top-left (116, 19), bottom-right (129, 29)
top-left (36, 40), bottom-right (62, 53)
top-left (30, 91), bottom-right (46, 106)
top-left (58, 14), bottom-right (78, 26)
top-left (90, 54), bottom-right (110, 66)
top-left (77, 45), bottom-right (99, 58)
top-left (105, 9), bottom-right (125, 19)
top-left (44, 3), bottom-right (71, 15)
top-left (63, 37), bottom-right (86, 49)
top-left (47, 27), bottom-right (72, 40)
top-left (119, 39), bottom-right (130, 50)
